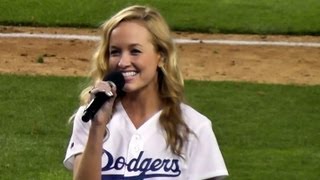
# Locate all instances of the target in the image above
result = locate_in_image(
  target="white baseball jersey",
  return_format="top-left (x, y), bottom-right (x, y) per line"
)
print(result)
top-left (64, 102), bottom-right (228, 179)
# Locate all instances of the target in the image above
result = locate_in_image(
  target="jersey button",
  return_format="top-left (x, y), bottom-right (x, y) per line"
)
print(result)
top-left (134, 146), bottom-right (140, 153)
top-left (134, 134), bottom-right (141, 141)
top-left (129, 134), bottom-right (143, 156)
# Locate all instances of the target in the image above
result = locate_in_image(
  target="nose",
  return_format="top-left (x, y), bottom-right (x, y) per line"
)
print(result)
top-left (117, 53), bottom-right (131, 68)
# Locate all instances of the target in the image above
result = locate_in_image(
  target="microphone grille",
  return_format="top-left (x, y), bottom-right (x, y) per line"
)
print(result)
top-left (103, 71), bottom-right (125, 94)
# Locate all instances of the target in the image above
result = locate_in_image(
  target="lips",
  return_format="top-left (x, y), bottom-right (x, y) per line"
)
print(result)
top-left (121, 71), bottom-right (138, 82)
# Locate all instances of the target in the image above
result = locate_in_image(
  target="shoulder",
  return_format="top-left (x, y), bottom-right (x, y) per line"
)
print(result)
top-left (71, 105), bottom-right (92, 132)
top-left (75, 106), bottom-right (86, 119)
top-left (180, 103), bottom-right (212, 132)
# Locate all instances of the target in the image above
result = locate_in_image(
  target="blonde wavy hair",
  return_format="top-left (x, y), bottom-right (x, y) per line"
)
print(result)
top-left (78, 5), bottom-right (192, 156)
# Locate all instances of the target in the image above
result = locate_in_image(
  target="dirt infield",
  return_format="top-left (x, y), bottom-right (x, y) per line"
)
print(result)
top-left (0, 26), bottom-right (319, 85)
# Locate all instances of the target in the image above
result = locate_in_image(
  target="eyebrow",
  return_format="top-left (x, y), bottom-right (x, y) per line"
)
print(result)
top-left (109, 43), bottom-right (143, 49)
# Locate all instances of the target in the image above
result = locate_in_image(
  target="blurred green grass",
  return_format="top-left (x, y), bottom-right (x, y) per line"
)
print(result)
top-left (0, 74), bottom-right (85, 179)
top-left (0, 0), bottom-right (320, 35)
top-left (186, 80), bottom-right (320, 179)
top-left (0, 74), bottom-right (319, 179)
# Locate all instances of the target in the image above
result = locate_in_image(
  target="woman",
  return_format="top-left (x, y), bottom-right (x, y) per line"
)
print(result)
top-left (64, 5), bottom-right (228, 180)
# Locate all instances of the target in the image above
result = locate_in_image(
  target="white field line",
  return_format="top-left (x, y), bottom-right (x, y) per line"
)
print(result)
top-left (1, 32), bottom-right (320, 47)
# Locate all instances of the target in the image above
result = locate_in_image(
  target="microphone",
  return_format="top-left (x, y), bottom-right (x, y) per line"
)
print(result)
top-left (82, 71), bottom-right (125, 122)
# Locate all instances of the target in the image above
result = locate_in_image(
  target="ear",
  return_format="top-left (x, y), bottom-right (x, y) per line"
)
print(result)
top-left (157, 53), bottom-right (165, 68)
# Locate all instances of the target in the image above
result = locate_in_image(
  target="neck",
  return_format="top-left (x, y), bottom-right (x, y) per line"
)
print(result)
top-left (121, 90), bottom-right (162, 128)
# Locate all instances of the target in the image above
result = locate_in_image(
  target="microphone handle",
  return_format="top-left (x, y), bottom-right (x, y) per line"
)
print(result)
top-left (82, 92), bottom-right (112, 122)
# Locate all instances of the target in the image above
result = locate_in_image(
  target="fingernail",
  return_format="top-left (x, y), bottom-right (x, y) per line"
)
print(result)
top-left (106, 91), bottom-right (113, 96)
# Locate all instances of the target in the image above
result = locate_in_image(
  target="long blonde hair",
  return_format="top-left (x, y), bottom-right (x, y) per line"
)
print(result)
top-left (79, 5), bottom-right (192, 156)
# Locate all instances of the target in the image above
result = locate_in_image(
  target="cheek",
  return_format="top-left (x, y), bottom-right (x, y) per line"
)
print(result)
top-left (143, 63), bottom-right (160, 80)
top-left (108, 59), bottom-right (118, 70)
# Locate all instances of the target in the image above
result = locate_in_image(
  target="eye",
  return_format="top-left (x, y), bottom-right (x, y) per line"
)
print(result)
top-left (109, 49), bottom-right (121, 57)
top-left (131, 49), bottom-right (141, 56)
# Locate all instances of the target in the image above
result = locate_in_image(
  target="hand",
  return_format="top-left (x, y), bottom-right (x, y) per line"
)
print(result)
top-left (88, 81), bottom-right (117, 127)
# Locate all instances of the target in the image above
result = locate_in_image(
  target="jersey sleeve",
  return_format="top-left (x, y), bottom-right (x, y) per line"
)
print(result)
top-left (187, 120), bottom-right (229, 179)
top-left (63, 106), bottom-right (90, 170)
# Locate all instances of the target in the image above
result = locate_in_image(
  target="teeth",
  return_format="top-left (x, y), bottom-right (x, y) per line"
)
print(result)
top-left (122, 71), bottom-right (137, 77)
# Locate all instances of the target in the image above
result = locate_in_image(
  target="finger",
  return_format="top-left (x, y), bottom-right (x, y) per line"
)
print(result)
top-left (89, 81), bottom-right (114, 95)
top-left (105, 81), bottom-right (118, 95)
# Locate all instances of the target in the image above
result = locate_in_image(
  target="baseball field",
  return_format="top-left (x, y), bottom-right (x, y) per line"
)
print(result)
top-left (0, 1), bottom-right (319, 179)
top-left (1, 26), bottom-right (320, 85)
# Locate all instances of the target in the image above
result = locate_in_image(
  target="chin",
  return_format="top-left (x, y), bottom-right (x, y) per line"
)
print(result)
top-left (122, 84), bottom-right (135, 93)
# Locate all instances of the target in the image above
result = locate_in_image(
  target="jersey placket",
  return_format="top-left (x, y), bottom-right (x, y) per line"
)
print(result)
top-left (124, 132), bottom-right (144, 177)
